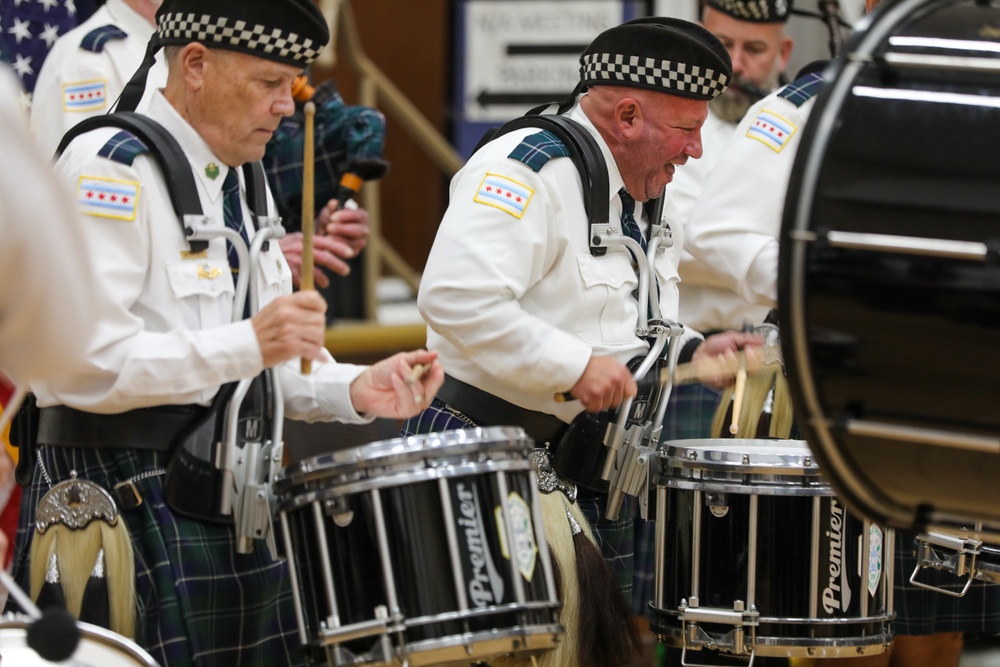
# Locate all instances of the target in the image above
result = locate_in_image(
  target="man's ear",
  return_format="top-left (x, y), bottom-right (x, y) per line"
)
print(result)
top-left (616, 97), bottom-right (643, 139)
top-left (181, 42), bottom-right (209, 91)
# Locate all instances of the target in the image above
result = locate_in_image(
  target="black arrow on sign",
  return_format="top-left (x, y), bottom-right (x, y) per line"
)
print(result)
top-left (476, 91), bottom-right (566, 107)
top-left (506, 43), bottom-right (588, 56)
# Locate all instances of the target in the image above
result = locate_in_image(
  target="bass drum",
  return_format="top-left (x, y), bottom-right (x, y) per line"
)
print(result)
top-left (0, 615), bottom-right (160, 666)
top-left (779, 0), bottom-right (1000, 533)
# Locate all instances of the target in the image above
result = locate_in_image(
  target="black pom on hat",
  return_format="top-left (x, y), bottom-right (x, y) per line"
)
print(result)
top-left (706, 0), bottom-right (793, 23)
top-left (154, 0), bottom-right (329, 67)
top-left (579, 17), bottom-right (732, 101)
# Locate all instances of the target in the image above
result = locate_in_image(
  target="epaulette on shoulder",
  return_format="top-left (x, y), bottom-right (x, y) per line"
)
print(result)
top-left (777, 72), bottom-right (824, 108)
top-left (507, 130), bottom-right (571, 173)
top-left (98, 130), bottom-right (150, 166)
top-left (80, 24), bottom-right (128, 53)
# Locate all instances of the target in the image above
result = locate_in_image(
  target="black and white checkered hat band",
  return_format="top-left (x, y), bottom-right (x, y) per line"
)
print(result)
top-left (158, 12), bottom-right (323, 64)
top-left (582, 53), bottom-right (729, 99)
top-left (710, 0), bottom-right (789, 21)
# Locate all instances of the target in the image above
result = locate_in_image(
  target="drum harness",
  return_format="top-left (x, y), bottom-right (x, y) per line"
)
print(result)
top-left (41, 113), bottom-right (288, 558)
top-left (483, 112), bottom-right (688, 523)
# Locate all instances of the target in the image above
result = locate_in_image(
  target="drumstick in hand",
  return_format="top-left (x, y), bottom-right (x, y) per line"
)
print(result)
top-left (406, 364), bottom-right (430, 403)
top-left (300, 101), bottom-right (316, 375)
top-left (730, 364), bottom-right (747, 435)
top-left (552, 348), bottom-right (774, 402)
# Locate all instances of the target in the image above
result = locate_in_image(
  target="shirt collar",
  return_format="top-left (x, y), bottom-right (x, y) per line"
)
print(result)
top-left (104, 0), bottom-right (156, 41)
top-left (570, 98), bottom-right (639, 220)
top-left (146, 90), bottom-right (232, 203)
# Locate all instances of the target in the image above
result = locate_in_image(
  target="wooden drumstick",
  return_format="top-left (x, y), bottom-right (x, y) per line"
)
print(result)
top-left (406, 363), bottom-right (430, 403)
top-left (730, 365), bottom-right (747, 435)
top-left (300, 101), bottom-right (316, 375)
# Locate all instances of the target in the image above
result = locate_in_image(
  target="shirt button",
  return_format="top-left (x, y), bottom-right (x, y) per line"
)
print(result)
top-left (611, 274), bottom-right (620, 286)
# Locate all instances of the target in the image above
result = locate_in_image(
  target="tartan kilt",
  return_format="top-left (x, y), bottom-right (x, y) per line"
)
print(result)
top-left (632, 382), bottom-right (721, 616)
top-left (10, 445), bottom-right (303, 667)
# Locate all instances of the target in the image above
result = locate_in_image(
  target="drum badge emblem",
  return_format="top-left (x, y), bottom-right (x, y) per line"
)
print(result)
top-left (868, 525), bottom-right (883, 597)
top-left (496, 491), bottom-right (538, 582)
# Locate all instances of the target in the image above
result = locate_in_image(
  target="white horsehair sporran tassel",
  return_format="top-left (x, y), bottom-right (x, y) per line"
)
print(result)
top-left (29, 471), bottom-right (135, 638)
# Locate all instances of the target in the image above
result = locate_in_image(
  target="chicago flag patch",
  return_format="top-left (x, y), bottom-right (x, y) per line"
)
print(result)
top-left (63, 79), bottom-right (108, 112)
top-left (474, 173), bottom-right (533, 219)
top-left (746, 109), bottom-right (797, 152)
top-left (78, 175), bottom-right (140, 221)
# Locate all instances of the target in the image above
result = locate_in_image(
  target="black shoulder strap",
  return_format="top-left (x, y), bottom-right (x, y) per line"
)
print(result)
top-left (241, 162), bottom-right (269, 224)
top-left (485, 114), bottom-right (611, 256)
top-left (56, 112), bottom-right (208, 252)
top-left (479, 113), bottom-right (666, 255)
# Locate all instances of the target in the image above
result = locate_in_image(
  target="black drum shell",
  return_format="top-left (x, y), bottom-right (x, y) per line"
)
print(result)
top-left (779, 0), bottom-right (1000, 531)
top-left (649, 440), bottom-right (893, 657)
top-left (274, 427), bottom-right (561, 665)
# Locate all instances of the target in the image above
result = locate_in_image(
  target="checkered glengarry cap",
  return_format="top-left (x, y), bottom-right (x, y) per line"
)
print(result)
top-left (154, 0), bottom-right (329, 67)
top-left (706, 0), bottom-right (793, 23)
top-left (580, 18), bottom-right (732, 101)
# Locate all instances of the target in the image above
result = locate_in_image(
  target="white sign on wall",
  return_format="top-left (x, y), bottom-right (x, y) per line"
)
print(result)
top-left (463, 1), bottom-right (624, 122)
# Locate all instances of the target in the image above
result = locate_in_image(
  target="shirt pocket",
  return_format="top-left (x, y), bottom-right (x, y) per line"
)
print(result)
top-left (166, 260), bottom-right (235, 327)
top-left (575, 251), bottom-right (640, 344)
top-left (256, 247), bottom-right (291, 304)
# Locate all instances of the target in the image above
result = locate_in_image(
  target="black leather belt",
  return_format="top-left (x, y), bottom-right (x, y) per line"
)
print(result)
top-left (435, 375), bottom-right (568, 446)
top-left (38, 404), bottom-right (207, 452)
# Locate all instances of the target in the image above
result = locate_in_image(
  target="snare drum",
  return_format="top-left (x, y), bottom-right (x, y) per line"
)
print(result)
top-left (0, 615), bottom-right (159, 666)
top-left (273, 427), bottom-right (562, 667)
top-left (650, 439), bottom-right (894, 660)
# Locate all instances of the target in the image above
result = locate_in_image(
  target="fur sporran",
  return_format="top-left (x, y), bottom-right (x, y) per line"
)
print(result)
top-left (29, 475), bottom-right (135, 638)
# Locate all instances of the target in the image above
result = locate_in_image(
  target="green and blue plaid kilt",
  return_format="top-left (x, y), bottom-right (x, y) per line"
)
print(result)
top-left (11, 446), bottom-right (303, 667)
top-left (632, 382), bottom-right (721, 615)
top-left (893, 530), bottom-right (1000, 636)
top-left (404, 400), bottom-right (639, 604)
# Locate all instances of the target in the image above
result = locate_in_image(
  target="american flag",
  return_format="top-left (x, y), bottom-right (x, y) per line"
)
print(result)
top-left (0, 0), bottom-right (100, 99)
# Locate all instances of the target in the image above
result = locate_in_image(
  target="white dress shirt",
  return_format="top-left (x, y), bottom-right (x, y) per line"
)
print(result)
top-left (31, 0), bottom-right (165, 159)
top-left (34, 90), bottom-right (369, 423)
top-left (419, 100), bottom-right (691, 423)
top-left (683, 89), bottom-right (818, 324)
top-left (0, 67), bottom-right (99, 383)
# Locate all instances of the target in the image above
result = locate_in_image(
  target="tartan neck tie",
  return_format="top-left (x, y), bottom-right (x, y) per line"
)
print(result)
top-left (223, 168), bottom-right (249, 273)
top-left (619, 188), bottom-right (646, 254)
top-left (620, 188), bottom-right (659, 320)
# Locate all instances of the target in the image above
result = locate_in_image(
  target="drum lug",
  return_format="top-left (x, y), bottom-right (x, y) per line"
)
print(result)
top-left (706, 492), bottom-right (729, 518)
top-left (323, 497), bottom-right (355, 527)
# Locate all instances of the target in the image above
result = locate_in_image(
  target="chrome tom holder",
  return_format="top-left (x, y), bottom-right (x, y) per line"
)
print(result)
top-left (187, 210), bottom-right (288, 557)
top-left (591, 219), bottom-right (685, 522)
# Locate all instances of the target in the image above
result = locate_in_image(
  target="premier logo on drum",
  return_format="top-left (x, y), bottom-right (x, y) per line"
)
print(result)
top-left (456, 483), bottom-right (506, 608)
top-left (822, 498), bottom-right (853, 615)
